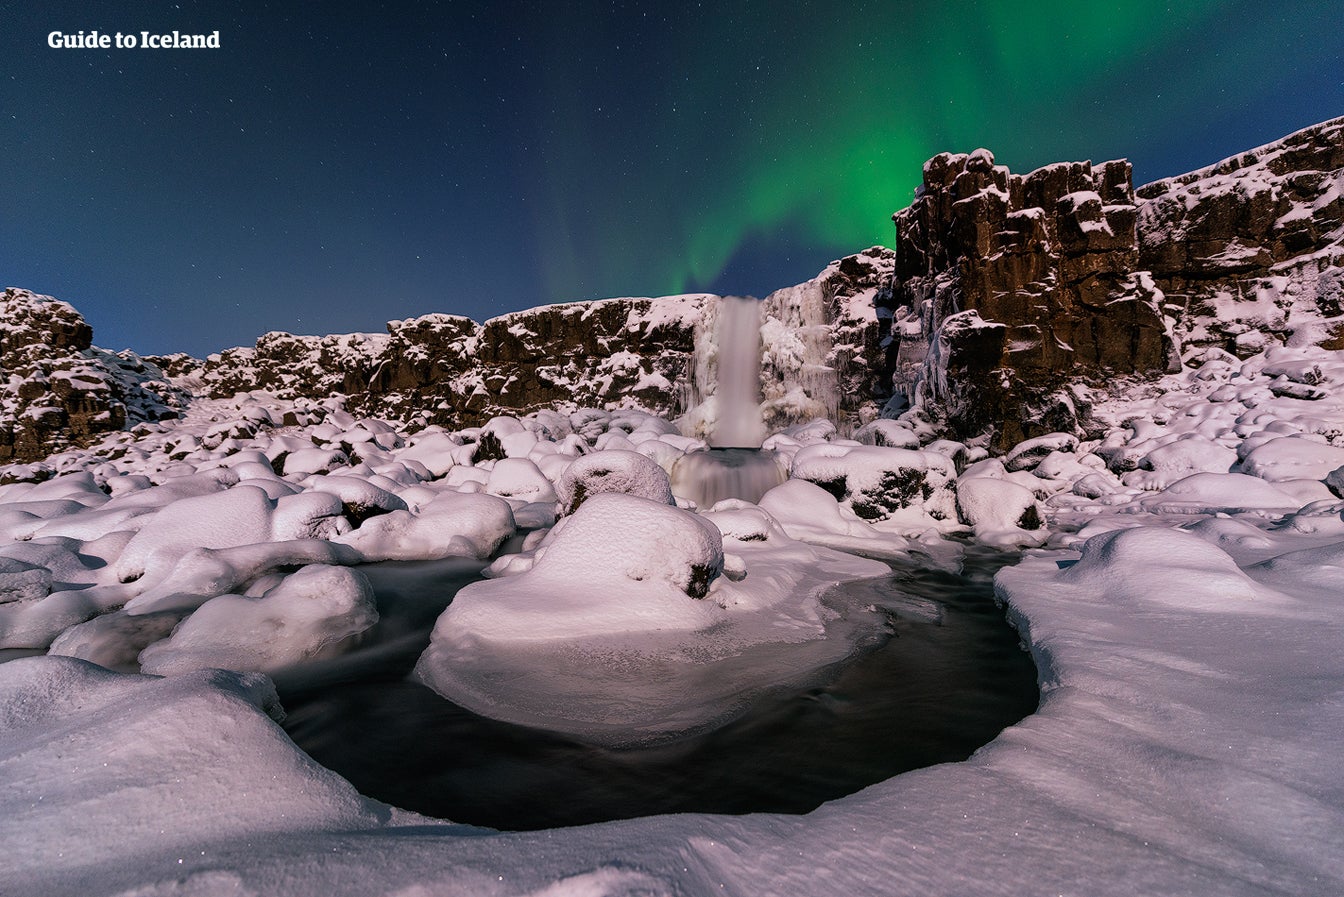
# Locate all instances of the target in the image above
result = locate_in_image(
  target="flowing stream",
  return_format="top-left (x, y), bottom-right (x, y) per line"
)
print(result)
top-left (278, 547), bottom-right (1038, 831)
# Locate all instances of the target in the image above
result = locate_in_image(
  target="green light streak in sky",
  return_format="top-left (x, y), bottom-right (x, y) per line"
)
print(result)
top-left (530, 0), bottom-right (1242, 302)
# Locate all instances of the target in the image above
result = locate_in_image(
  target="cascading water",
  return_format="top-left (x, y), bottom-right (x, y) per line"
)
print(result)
top-left (680, 282), bottom-right (843, 441)
top-left (711, 297), bottom-right (766, 448)
top-left (673, 296), bottom-right (785, 508)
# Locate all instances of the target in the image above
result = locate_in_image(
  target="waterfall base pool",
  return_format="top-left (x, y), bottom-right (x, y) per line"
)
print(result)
top-left (669, 447), bottom-right (787, 508)
top-left (278, 548), bottom-right (1038, 831)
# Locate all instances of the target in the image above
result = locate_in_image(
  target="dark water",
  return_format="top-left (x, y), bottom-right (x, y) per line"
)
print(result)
top-left (278, 547), bottom-right (1038, 831)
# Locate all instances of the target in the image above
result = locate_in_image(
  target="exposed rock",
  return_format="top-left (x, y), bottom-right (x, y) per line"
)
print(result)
top-left (362, 295), bottom-right (710, 427)
top-left (192, 330), bottom-right (388, 402)
top-left (5, 118), bottom-right (1341, 463)
top-left (0, 288), bottom-right (185, 463)
top-left (1136, 116), bottom-right (1344, 356)
top-left (886, 151), bottom-right (1176, 448)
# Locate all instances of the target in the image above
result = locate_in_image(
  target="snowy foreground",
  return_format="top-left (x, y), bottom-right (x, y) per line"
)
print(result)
top-left (3, 345), bottom-right (1344, 895)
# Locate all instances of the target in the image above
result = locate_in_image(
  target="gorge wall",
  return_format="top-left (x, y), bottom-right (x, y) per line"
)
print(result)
top-left (884, 151), bottom-right (1176, 449)
top-left (881, 115), bottom-right (1343, 448)
top-left (1136, 116), bottom-right (1344, 354)
top-left (4, 117), bottom-right (1341, 464)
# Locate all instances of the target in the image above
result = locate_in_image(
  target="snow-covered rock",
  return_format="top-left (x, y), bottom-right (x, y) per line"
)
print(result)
top-left (138, 564), bottom-right (378, 675)
top-left (555, 448), bottom-right (675, 514)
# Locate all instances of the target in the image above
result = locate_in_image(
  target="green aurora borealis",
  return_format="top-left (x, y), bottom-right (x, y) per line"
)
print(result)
top-left (4, 0), bottom-right (1342, 355)
top-left (531, 0), bottom-right (1329, 301)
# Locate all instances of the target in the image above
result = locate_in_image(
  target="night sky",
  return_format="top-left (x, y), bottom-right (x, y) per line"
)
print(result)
top-left (4, 1), bottom-right (1343, 357)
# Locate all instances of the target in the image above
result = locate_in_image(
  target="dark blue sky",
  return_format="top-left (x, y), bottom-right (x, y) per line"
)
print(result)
top-left (3, 1), bottom-right (1342, 357)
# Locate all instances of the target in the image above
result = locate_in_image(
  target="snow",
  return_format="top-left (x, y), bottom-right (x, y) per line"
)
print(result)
top-left (416, 491), bottom-right (891, 745)
top-left (394, 431), bottom-right (462, 477)
top-left (484, 457), bottom-right (558, 504)
top-left (0, 656), bottom-right (390, 881)
top-left (333, 491), bottom-right (516, 562)
top-left (113, 485), bottom-right (290, 582)
top-left (1134, 471), bottom-right (1305, 515)
top-left (788, 443), bottom-right (958, 532)
top-left (954, 476), bottom-right (1046, 548)
top-left (555, 448), bottom-right (675, 514)
top-left (1239, 434), bottom-right (1344, 482)
top-left (138, 564), bottom-right (378, 675)
top-left (5, 229), bottom-right (1344, 891)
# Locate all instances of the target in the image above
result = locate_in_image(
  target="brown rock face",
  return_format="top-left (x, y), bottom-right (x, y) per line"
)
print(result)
top-left (0, 288), bottom-right (184, 464)
top-left (190, 330), bottom-right (387, 401)
top-left (887, 149), bottom-right (1175, 448)
top-left (360, 297), bottom-right (709, 426)
top-left (178, 296), bottom-right (713, 431)
top-left (1136, 116), bottom-right (1344, 356)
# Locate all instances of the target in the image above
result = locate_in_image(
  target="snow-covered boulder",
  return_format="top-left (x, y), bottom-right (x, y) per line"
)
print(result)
top-left (853, 419), bottom-right (920, 449)
top-left (0, 557), bottom-right (51, 605)
top-left (1239, 436), bottom-right (1344, 483)
top-left (138, 565), bottom-right (378, 675)
top-left (1136, 472), bottom-right (1305, 515)
top-left (394, 431), bottom-right (461, 478)
top-left (333, 491), bottom-right (515, 562)
top-left (1004, 432), bottom-right (1078, 472)
top-left (789, 444), bottom-right (957, 529)
top-left (955, 477), bottom-right (1046, 547)
top-left (555, 449), bottom-right (675, 514)
top-left (415, 490), bottom-right (896, 744)
top-left (113, 485), bottom-right (278, 583)
top-left (49, 608), bottom-right (186, 672)
top-left (483, 457), bottom-right (558, 504)
top-left (1051, 526), bottom-right (1277, 610)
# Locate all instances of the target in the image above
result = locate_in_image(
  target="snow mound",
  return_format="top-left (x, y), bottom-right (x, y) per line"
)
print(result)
top-left (49, 608), bottom-right (184, 672)
top-left (788, 444), bottom-right (957, 531)
top-left (1136, 472), bottom-right (1304, 515)
top-left (333, 491), bottom-right (515, 562)
top-left (114, 485), bottom-right (277, 583)
top-left (415, 491), bottom-right (892, 745)
top-left (955, 476), bottom-right (1046, 548)
top-left (0, 655), bottom-right (387, 875)
top-left (1004, 432), bottom-right (1078, 472)
top-left (1054, 527), bottom-right (1280, 610)
top-left (555, 449), bottom-right (674, 514)
top-left (484, 457), bottom-right (558, 504)
top-left (138, 564), bottom-right (378, 675)
top-left (1240, 435), bottom-right (1344, 483)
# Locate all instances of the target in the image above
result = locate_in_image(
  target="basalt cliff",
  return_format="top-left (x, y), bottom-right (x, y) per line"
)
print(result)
top-left (3, 116), bottom-right (1341, 464)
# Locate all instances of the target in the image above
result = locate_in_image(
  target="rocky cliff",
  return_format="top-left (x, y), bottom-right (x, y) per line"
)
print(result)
top-left (6, 118), bottom-right (1341, 464)
top-left (145, 295), bottom-right (712, 431)
top-left (154, 251), bottom-right (893, 440)
top-left (0, 289), bottom-right (184, 467)
top-left (366, 296), bottom-right (710, 425)
top-left (1136, 116), bottom-right (1344, 354)
top-left (881, 115), bottom-right (1344, 448)
top-left (885, 151), bottom-right (1176, 449)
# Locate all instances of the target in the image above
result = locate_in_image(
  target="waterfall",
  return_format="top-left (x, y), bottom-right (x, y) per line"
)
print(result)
top-left (679, 296), bottom-right (765, 447)
top-left (679, 284), bottom-right (840, 442)
top-left (712, 297), bottom-right (765, 447)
